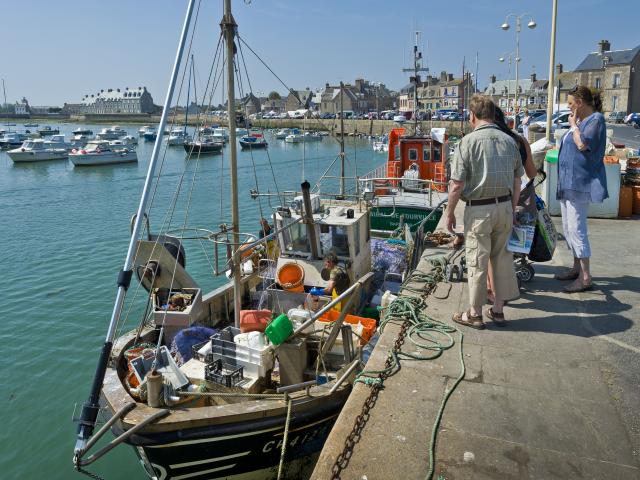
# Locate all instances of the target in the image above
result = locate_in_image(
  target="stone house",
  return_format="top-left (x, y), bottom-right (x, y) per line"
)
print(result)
top-left (571, 40), bottom-right (640, 113)
top-left (239, 93), bottom-right (261, 115)
top-left (285, 89), bottom-right (313, 112)
top-left (484, 76), bottom-right (533, 111)
top-left (320, 85), bottom-right (357, 114)
top-left (261, 97), bottom-right (286, 113)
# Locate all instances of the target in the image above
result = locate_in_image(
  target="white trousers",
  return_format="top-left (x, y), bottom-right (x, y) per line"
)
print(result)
top-left (560, 198), bottom-right (591, 259)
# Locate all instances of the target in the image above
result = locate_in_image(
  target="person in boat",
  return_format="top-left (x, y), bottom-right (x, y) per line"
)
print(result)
top-left (321, 251), bottom-right (350, 312)
top-left (485, 106), bottom-right (538, 304)
top-left (258, 217), bottom-right (278, 258)
top-left (446, 94), bottom-right (523, 329)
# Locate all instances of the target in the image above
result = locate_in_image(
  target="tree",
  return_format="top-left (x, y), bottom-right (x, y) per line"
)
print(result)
top-left (268, 91), bottom-right (281, 100)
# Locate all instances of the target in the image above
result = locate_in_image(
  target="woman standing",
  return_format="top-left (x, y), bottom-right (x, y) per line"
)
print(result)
top-left (554, 86), bottom-right (607, 293)
top-left (522, 108), bottom-right (531, 141)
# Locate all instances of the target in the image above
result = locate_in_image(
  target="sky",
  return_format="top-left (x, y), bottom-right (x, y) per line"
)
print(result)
top-left (1, 0), bottom-right (639, 107)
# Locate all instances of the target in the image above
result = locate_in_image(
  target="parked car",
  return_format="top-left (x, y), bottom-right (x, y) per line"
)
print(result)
top-left (608, 111), bottom-right (626, 124)
top-left (529, 110), bottom-right (571, 133)
top-left (517, 110), bottom-right (546, 132)
top-left (624, 112), bottom-right (640, 125)
top-left (631, 117), bottom-right (640, 129)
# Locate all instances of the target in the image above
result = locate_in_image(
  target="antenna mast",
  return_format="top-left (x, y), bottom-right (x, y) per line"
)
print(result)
top-left (402, 31), bottom-right (428, 133)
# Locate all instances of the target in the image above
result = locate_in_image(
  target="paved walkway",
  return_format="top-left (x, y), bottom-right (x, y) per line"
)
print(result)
top-left (312, 216), bottom-right (640, 480)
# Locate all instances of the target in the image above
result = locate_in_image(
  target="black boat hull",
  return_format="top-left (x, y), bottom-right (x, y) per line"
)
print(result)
top-left (239, 141), bottom-right (267, 150)
top-left (116, 394), bottom-right (345, 480)
top-left (184, 143), bottom-right (223, 154)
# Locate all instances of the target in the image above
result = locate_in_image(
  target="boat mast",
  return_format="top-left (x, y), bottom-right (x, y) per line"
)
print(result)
top-left (221, 0), bottom-right (242, 328)
top-left (73, 0), bottom-right (197, 456)
top-left (184, 54), bottom-right (194, 133)
top-left (2, 79), bottom-right (8, 130)
top-left (402, 32), bottom-right (427, 134)
top-left (339, 81), bottom-right (345, 197)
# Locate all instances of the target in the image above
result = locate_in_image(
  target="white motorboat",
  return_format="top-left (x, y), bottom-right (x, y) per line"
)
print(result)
top-left (275, 128), bottom-right (292, 139)
top-left (167, 128), bottom-right (191, 146)
top-left (138, 125), bottom-right (152, 136)
top-left (211, 127), bottom-right (229, 144)
top-left (0, 131), bottom-right (29, 149)
top-left (7, 139), bottom-right (68, 162)
top-left (109, 135), bottom-right (138, 148)
top-left (284, 132), bottom-right (304, 143)
top-left (303, 132), bottom-right (322, 142)
top-left (96, 126), bottom-right (127, 140)
top-left (69, 140), bottom-right (137, 166)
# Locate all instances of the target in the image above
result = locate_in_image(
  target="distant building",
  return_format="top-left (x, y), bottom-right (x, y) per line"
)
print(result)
top-left (572, 40), bottom-right (640, 113)
top-left (320, 84), bottom-right (357, 114)
top-left (320, 79), bottom-right (393, 114)
top-left (261, 97), bottom-right (286, 113)
top-left (285, 89), bottom-right (313, 112)
top-left (14, 97), bottom-right (29, 115)
top-left (80, 86), bottom-right (155, 114)
top-left (484, 75), bottom-right (533, 111)
top-left (239, 93), bottom-right (261, 115)
top-left (402, 71), bottom-right (476, 114)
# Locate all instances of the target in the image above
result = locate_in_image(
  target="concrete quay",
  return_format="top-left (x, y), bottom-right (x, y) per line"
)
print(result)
top-left (311, 213), bottom-right (640, 479)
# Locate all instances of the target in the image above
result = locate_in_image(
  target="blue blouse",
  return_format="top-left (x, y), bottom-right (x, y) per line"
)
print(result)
top-left (557, 112), bottom-right (608, 203)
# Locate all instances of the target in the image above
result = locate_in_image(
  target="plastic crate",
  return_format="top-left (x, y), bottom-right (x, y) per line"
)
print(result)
top-left (210, 326), bottom-right (274, 378)
top-left (205, 359), bottom-right (244, 388)
top-left (191, 340), bottom-right (214, 363)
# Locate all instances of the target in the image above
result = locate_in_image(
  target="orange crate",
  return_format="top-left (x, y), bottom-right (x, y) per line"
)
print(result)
top-left (318, 310), bottom-right (376, 344)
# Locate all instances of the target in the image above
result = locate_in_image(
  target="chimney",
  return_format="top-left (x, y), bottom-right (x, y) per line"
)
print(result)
top-left (598, 40), bottom-right (611, 53)
top-left (530, 73), bottom-right (537, 82)
top-left (440, 71), bottom-right (448, 82)
top-left (556, 63), bottom-right (563, 74)
top-left (490, 75), bottom-right (497, 84)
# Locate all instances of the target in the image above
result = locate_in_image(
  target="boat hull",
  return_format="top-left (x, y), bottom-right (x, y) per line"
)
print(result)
top-left (239, 141), bottom-right (267, 149)
top-left (115, 394), bottom-right (344, 480)
top-left (184, 143), bottom-right (223, 154)
top-left (370, 204), bottom-right (443, 233)
top-left (70, 152), bottom-right (137, 166)
top-left (8, 150), bottom-right (68, 162)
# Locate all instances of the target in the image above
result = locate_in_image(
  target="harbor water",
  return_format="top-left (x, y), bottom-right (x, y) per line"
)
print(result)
top-left (0, 123), bottom-right (384, 479)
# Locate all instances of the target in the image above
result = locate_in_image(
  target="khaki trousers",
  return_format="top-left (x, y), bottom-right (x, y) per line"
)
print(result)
top-left (464, 201), bottom-right (520, 310)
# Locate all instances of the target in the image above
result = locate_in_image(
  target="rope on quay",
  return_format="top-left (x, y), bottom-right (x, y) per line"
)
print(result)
top-left (350, 255), bottom-right (465, 480)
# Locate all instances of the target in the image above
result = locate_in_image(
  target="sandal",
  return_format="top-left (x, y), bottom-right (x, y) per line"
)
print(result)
top-left (563, 281), bottom-right (593, 294)
top-left (452, 309), bottom-right (485, 330)
top-left (554, 270), bottom-right (579, 281)
top-left (486, 308), bottom-right (506, 327)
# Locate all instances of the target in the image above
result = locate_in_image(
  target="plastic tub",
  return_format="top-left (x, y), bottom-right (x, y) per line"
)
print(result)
top-left (239, 309), bottom-right (271, 333)
top-left (317, 310), bottom-right (376, 345)
top-left (276, 263), bottom-right (305, 292)
top-left (265, 314), bottom-right (293, 345)
top-left (211, 327), bottom-right (274, 378)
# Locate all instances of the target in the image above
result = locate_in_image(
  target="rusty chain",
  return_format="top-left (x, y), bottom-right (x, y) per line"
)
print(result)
top-left (330, 320), bottom-right (410, 479)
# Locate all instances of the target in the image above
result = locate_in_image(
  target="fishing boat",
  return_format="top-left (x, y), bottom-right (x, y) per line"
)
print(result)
top-left (7, 138), bottom-right (68, 162)
top-left (69, 140), bottom-right (137, 166)
top-left (73, 128), bottom-right (94, 135)
top-left (239, 133), bottom-right (268, 149)
top-left (0, 131), bottom-right (29, 149)
top-left (142, 126), bottom-right (158, 142)
top-left (70, 134), bottom-right (94, 148)
top-left (275, 128), bottom-right (292, 139)
top-left (96, 126), bottom-right (127, 140)
top-left (37, 126), bottom-right (60, 136)
top-left (139, 125), bottom-right (152, 136)
top-left (284, 131), bottom-right (304, 143)
top-left (24, 123), bottom-right (39, 127)
top-left (167, 128), bottom-right (190, 145)
top-left (72, 2), bottom-right (380, 479)
top-left (183, 135), bottom-right (224, 154)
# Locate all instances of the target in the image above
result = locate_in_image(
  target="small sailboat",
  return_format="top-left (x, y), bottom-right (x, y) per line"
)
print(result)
top-left (239, 132), bottom-right (268, 149)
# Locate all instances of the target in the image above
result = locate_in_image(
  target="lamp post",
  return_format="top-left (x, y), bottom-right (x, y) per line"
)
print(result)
top-left (545, 0), bottom-right (558, 142)
top-left (499, 52), bottom-right (515, 112)
top-left (500, 13), bottom-right (537, 117)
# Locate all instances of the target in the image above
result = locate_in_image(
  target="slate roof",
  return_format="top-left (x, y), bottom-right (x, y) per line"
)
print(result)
top-left (484, 79), bottom-right (533, 96)
top-left (82, 87), bottom-right (147, 104)
top-left (575, 46), bottom-right (640, 71)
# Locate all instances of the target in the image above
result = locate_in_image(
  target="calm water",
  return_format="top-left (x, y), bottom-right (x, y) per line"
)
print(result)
top-left (0, 123), bottom-right (384, 479)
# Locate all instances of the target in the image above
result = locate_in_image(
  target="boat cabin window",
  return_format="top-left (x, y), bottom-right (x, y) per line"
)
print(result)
top-left (319, 225), bottom-right (349, 257)
top-left (408, 148), bottom-right (418, 161)
top-left (282, 221), bottom-right (310, 254)
top-left (423, 147), bottom-right (431, 162)
top-left (433, 145), bottom-right (441, 162)
top-left (394, 145), bottom-right (401, 161)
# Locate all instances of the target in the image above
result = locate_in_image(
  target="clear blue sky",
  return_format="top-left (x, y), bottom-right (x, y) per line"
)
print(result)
top-left (1, 0), bottom-right (638, 106)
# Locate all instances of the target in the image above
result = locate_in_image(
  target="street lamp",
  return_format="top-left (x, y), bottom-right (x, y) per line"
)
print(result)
top-left (500, 12), bottom-right (537, 116)
top-left (499, 53), bottom-right (515, 112)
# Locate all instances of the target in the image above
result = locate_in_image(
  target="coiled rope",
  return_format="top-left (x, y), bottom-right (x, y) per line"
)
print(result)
top-left (354, 255), bottom-right (465, 480)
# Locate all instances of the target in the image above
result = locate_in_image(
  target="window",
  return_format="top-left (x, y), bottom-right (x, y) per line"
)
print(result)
top-left (612, 96), bottom-right (618, 111)
top-left (319, 225), bottom-right (349, 257)
top-left (394, 145), bottom-right (400, 161)
top-left (528, 97), bottom-right (535, 104)
top-left (433, 146), bottom-right (441, 163)
top-left (595, 78), bottom-right (601, 89)
top-left (613, 73), bottom-right (621, 88)
top-left (283, 221), bottom-right (310, 254)
top-left (423, 147), bottom-right (431, 162)
top-left (408, 148), bottom-right (418, 161)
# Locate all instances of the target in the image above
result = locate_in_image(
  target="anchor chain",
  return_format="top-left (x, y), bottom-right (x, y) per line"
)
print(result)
top-left (75, 464), bottom-right (105, 480)
top-left (330, 320), bottom-right (410, 479)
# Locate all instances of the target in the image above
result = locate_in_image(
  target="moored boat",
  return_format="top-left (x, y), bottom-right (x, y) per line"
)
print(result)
top-left (239, 133), bottom-right (268, 149)
top-left (96, 126), bottom-right (127, 140)
top-left (69, 140), bottom-right (137, 166)
top-left (0, 131), bottom-right (29, 149)
top-left (73, 128), bottom-right (94, 135)
top-left (7, 138), bottom-right (68, 162)
top-left (183, 135), bottom-right (223, 154)
top-left (37, 126), bottom-right (60, 136)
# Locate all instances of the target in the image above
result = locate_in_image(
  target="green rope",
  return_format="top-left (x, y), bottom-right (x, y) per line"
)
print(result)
top-left (354, 255), bottom-right (465, 480)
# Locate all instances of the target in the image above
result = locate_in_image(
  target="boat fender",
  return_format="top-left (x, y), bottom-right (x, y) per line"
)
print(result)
top-left (71, 148), bottom-right (77, 154)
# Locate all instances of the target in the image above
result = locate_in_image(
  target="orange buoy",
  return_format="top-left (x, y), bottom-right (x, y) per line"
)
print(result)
top-left (276, 262), bottom-right (305, 292)
top-left (633, 186), bottom-right (640, 215)
top-left (619, 186), bottom-right (633, 218)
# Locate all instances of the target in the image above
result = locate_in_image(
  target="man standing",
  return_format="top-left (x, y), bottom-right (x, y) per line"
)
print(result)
top-left (447, 95), bottom-right (523, 329)
top-left (322, 251), bottom-right (351, 312)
